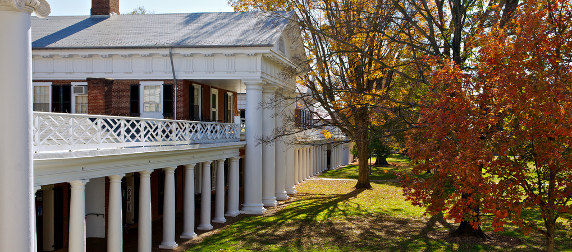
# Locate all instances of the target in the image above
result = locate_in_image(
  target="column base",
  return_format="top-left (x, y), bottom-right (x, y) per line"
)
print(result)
top-left (225, 211), bottom-right (240, 217)
top-left (213, 217), bottom-right (226, 223)
top-left (180, 232), bottom-right (197, 239)
top-left (262, 198), bottom-right (277, 207)
top-left (197, 224), bottom-right (213, 231)
top-left (286, 188), bottom-right (297, 195)
top-left (159, 242), bottom-right (178, 249)
top-left (275, 192), bottom-right (288, 201)
top-left (241, 204), bottom-right (266, 215)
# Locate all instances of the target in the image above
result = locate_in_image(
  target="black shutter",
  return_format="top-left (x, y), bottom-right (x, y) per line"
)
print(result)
top-left (195, 87), bottom-right (201, 120)
top-left (61, 85), bottom-right (71, 113)
top-left (189, 86), bottom-right (195, 120)
top-left (224, 93), bottom-right (229, 123)
top-left (163, 84), bottom-right (173, 117)
top-left (51, 85), bottom-right (61, 112)
top-left (130, 85), bottom-right (140, 117)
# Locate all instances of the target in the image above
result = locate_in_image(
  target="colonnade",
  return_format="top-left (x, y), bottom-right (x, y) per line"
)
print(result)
top-left (63, 157), bottom-right (240, 252)
top-left (244, 82), bottom-right (299, 212)
top-left (291, 143), bottom-right (349, 185)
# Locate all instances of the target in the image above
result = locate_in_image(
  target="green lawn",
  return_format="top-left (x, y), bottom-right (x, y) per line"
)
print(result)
top-left (186, 155), bottom-right (572, 251)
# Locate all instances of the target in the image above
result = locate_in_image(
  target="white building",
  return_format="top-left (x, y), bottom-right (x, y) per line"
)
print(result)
top-left (0, 0), bottom-right (353, 251)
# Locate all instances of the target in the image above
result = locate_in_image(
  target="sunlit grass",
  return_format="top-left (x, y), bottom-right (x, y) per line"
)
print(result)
top-left (185, 154), bottom-right (572, 252)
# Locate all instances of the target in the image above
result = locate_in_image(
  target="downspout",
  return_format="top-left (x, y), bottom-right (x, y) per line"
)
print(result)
top-left (169, 47), bottom-right (178, 120)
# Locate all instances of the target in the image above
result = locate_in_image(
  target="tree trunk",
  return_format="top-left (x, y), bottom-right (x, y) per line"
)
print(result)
top-left (545, 212), bottom-right (556, 252)
top-left (451, 193), bottom-right (489, 239)
top-left (355, 140), bottom-right (372, 189)
top-left (373, 157), bottom-right (389, 166)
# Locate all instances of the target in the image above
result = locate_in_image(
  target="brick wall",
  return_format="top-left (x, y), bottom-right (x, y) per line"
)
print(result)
top-left (91, 0), bottom-right (119, 15)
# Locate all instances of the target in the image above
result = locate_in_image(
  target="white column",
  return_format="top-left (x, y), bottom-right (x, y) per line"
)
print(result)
top-left (0, 2), bottom-right (49, 251)
top-left (310, 147), bottom-right (315, 176)
top-left (242, 81), bottom-right (266, 214)
top-left (285, 143), bottom-right (296, 195)
top-left (159, 167), bottom-right (178, 249)
top-left (108, 174), bottom-right (124, 252)
top-left (69, 179), bottom-right (89, 252)
top-left (213, 159), bottom-right (226, 223)
top-left (197, 161), bottom-right (213, 230)
top-left (294, 148), bottom-right (299, 185)
top-left (181, 164), bottom-right (197, 239)
top-left (274, 100), bottom-right (288, 200)
top-left (305, 147), bottom-right (311, 179)
top-left (226, 157), bottom-right (240, 217)
top-left (138, 170), bottom-right (153, 252)
top-left (262, 86), bottom-right (277, 206)
top-left (323, 146), bottom-right (327, 171)
top-left (299, 148), bottom-right (303, 182)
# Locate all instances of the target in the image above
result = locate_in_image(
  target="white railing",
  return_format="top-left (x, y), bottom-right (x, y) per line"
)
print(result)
top-left (33, 112), bottom-right (241, 153)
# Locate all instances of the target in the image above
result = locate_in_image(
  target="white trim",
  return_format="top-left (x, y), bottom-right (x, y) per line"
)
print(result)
top-left (211, 88), bottom-right (218, 121)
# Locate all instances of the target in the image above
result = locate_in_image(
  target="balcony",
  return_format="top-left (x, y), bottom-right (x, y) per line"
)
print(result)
top-left (33, 112), bottom-right (241, 153)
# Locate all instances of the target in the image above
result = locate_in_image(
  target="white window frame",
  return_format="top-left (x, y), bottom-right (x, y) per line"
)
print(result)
top-left (33, 82), bottom-right (52, 112)
top-left (71, 82), bottom-right (88, 114)
top-left (140, 81), bottom-right (164, 119)
top-left (211, 88), bottom-right (218, 122)
top-left (227, 91), bottom-right (234, 123)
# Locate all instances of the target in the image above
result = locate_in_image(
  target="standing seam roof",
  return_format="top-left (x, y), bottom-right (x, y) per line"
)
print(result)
top-left (31, 11), bottom-right (294, 49)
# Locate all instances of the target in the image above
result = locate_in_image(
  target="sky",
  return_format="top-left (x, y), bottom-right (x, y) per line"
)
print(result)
top-left (45, 0), bottom-right (234, 16)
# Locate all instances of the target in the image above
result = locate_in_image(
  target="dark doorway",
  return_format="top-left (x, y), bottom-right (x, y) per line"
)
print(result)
top-left (53, 187), bottom-right (64, 250)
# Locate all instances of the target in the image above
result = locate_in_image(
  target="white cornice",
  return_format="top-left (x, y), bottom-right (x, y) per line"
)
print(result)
top-left (0, 0), bottom-right (50, 17)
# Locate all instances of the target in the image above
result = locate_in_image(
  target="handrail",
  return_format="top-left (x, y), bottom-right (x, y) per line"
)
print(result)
top-left (33, 112), bottom-right (240, 153)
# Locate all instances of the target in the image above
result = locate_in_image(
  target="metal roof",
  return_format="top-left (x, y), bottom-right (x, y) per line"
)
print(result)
top-left (32, 11), bottom-right (293, 49)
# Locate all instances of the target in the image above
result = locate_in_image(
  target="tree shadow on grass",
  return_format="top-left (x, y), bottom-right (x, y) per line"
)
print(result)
top-left (189, 188), bottom-right (367, 251)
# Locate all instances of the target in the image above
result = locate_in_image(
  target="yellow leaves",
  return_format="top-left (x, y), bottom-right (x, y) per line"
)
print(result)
top-left (321, 129), bottom-right (333, 139)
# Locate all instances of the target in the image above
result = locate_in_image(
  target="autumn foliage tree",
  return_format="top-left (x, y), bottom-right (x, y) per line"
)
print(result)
top-left (229, 0), bottom-right (424, 189)
top-left (404, 1), bottom-right (572, 250)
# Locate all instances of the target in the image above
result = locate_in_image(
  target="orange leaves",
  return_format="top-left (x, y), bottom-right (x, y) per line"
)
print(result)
top-left (404, 0), bottom-right (572, 242)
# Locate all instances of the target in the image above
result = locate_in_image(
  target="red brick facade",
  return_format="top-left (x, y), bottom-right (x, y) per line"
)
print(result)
top-left (91, 0), bottom-right (119, 15)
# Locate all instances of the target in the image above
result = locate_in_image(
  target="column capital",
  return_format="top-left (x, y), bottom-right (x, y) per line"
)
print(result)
top-left (163, 167), bottom-right (176, 173)
top-left (202, 160), bottom-right (212, 166)
top-left (139, 170), bottom-right (153, 177)
top-left (217, 159), bottom-right (226, 163)
top-left (184, 163), bottom-right (196, 169)
top-left (69, 179), bottom-right (89, 188)
top-left (108, 174), bottom-right (125, 182)
top-left (244, 81), bottom-right (264, 90)
top-left (230, 156), bottom-right (240, 162)
top-left (0, 0), bottom-right (50, 17)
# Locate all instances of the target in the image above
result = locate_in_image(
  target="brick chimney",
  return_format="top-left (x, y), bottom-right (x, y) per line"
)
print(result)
top-left (91, 0), bottom-right (119, 15)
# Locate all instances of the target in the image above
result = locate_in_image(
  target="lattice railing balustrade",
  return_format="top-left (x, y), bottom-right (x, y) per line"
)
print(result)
top-left (33, 112), bottom-right (240, 153)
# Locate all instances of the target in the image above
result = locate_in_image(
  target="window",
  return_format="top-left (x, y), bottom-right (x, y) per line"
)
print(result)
top-left (189, 84), bottom-right (202, 121)
top-left (71, 83), bottom-right (88, 114)
top-left (143, 85), bottom-right (161, 112)
top-left (33, 84), bottom-right (50, 112)
top-left (211, 88), bottom-right (218, 121)
top-left (75, 95), bottom-right (88, 114)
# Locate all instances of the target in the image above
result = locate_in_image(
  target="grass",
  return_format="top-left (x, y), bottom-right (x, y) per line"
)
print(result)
top-left (186, 155), bottom-right (572, 251)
